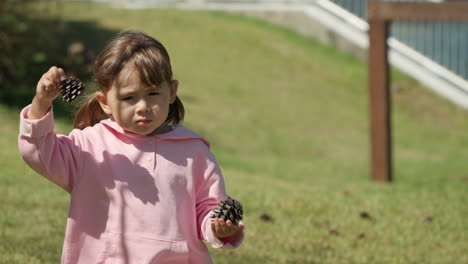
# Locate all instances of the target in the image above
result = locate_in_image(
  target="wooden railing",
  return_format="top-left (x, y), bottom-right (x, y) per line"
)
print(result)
top-left (367, 0), bottom-right (468, 182)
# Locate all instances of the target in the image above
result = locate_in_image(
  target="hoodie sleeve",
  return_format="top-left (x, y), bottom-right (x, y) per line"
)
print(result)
top-left (18, 105), bottom-right (84, 192)
top-left (194, 150), bottom-right (245, 249)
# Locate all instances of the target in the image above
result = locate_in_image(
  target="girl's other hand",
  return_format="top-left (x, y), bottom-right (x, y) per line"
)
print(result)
top-left (29, 66), bottom-right (66, 120)
top-left (211, 218), bottom-right (241, 239)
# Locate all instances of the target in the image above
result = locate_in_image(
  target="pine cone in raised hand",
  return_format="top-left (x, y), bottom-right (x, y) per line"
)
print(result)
top-left (59, 77), bottom-right (85, 103)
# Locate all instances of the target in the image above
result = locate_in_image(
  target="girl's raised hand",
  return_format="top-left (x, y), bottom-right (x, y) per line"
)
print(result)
top-left (36, 66), bottom-right (66, 102)
top-left (211, 218), bottom-right (241, 239)
top-left (29, 66), bottom-right (66, 120)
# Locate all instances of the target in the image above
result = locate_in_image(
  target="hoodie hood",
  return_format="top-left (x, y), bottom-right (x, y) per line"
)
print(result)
top-left (99, 118), bottom-right (210, 148)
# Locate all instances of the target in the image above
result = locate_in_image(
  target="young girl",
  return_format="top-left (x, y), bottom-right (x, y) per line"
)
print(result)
top-left (18, 30), bottom-right (244, 264)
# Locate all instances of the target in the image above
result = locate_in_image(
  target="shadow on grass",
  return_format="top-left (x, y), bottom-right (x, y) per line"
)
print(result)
top-left (1, 18), bottom-right (119, 121)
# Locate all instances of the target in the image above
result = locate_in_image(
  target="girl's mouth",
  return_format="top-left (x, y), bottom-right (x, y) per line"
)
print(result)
top-left (136, 119), bottom-right (152, 125)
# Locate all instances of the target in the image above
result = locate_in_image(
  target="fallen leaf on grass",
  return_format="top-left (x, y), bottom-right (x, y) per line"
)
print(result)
top-left (328, 228), bottom-right (340, 236)
top-left (259, 213), bottom-right (273, 223)
top-left (424, 216), bottom-right (434, 223)
top-left (359, 211), bottom-right (375, 222)
top-left (357, 233), bottom-right (366, 239)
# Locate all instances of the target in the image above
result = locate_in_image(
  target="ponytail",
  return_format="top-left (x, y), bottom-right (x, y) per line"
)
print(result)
top-left (73, 95), bottom-right (105, 130)
top-left (166, 96), bottom-right (184, 125)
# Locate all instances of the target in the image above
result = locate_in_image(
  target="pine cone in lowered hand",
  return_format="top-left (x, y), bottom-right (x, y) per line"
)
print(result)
top-left (210, 196), bottom-right (244, 225)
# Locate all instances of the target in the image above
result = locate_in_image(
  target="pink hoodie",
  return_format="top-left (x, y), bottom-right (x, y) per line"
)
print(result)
top-left (18, 105), bottom-right (244, 264)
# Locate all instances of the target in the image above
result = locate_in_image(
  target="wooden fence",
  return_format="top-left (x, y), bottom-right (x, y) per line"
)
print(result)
top-left (367, 0), bottom-right (468, 182)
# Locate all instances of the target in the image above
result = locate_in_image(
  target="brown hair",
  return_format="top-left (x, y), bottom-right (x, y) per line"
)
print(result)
top-left (74, 30), bottom-right (184, 129)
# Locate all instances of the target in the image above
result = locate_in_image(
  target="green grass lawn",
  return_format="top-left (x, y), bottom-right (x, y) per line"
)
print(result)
top-left (1, 2), bottom-right (467, 263)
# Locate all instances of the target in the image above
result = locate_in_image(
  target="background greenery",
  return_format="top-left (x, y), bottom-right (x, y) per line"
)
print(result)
top-left (1, 1), bottom-right (467, 263)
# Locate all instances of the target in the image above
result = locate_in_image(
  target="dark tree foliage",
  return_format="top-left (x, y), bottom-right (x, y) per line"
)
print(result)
top-left (1, 1), bottom-right (58, 85)
top-left (0, 0), bottom-right (91, 112)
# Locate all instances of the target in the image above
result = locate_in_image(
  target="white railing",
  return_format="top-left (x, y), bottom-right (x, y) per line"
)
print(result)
top-left (72, 0), bottom-right (468, 109)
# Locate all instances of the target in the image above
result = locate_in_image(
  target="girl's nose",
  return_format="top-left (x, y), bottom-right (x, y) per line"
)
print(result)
top-left (136, 99), bottom-right (150, 113)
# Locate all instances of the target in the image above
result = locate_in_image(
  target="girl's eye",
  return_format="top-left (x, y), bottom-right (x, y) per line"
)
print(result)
top-left (122, 96), bottom-right (134, 101)
top-left (149, 92), bottom-right (160, 96)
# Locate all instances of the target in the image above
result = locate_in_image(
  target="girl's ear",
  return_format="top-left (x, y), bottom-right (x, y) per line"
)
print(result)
top-left (169, 80), bottom-right (178, 104)
top-left (95, 91), bottom-right (112, 115)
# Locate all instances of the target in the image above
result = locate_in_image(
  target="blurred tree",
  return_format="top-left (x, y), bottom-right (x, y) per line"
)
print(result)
top-left (0, 0), bottom-right (72, 110)
top-left (2, 0), bottom-right (53, 83)
top-left (0, 0), bottom-right (101, 118)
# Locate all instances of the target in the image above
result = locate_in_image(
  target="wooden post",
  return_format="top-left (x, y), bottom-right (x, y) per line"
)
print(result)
top-left (368, 18), bottom-right (391, 182)
top-left (366, 1), bottom-right (468, 182)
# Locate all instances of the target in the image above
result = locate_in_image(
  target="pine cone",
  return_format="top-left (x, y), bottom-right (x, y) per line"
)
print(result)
top-left (211, 196), bottom-right (243, 225)
top-left (59, 77), bottom-right (85, 103)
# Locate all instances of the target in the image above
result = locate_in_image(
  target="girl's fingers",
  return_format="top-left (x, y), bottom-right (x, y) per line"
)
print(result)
top-left (49, 66), bottom-right (61, 84)
top-left (212, 218), bottom-right (240, 238)
top-left (57, 67), bottom-right (66, 82)
top-left (37, 76), bottom-right (46, 90)
top-left (213, 218), bottom-right (227, 236)
top-left (42, 77), bottom-right (60, 93)
top-left (212, 218), bottom-right (222, 235)
top-left (43, 79), bottom-right (53, 91)
top-left (225, 220), bottom-right (240, 234)
top-left (217, 218), bottom-right (230, 235)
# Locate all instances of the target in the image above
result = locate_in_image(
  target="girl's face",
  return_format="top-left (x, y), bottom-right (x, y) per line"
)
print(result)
top-left (97, 66), bottom-right (178, 135)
